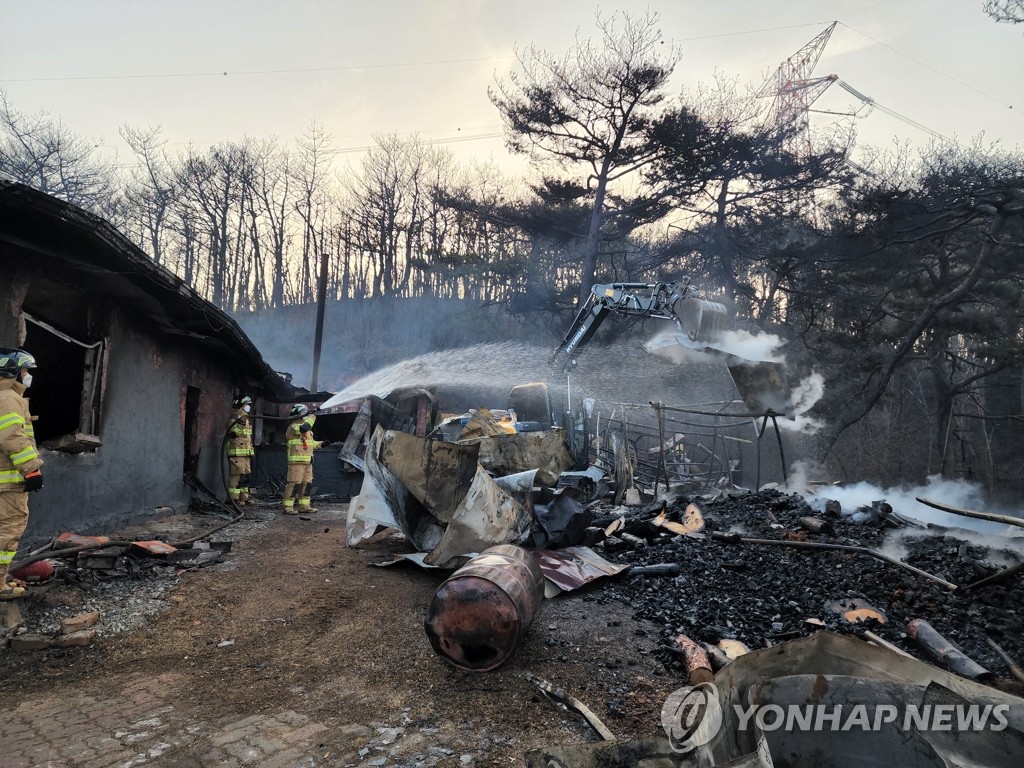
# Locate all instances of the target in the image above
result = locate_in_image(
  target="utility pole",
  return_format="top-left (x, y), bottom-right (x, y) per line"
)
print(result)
top-left (309, 251), bottom-right (329, 392)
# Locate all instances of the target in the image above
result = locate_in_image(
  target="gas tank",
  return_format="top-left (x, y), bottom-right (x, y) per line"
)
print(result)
top-left (424, 544), bottom-right (544, 672)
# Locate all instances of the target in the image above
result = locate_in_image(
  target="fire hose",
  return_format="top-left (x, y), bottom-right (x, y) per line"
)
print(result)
top-left (9, 408), bottom-right (317, 573)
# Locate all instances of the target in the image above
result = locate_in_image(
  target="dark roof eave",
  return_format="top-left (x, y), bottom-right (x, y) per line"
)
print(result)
top-left (0, 182), bottom-right (296, 400)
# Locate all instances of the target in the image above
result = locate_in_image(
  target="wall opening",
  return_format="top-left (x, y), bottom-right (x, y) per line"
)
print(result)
top-left (183, 385), bottom-right (201, 476)
top-left (23, 312), bottom-right (105, 449)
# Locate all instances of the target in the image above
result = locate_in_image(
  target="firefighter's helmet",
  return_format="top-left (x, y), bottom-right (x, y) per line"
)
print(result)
top-left (233, 395), bottom-right (253, 409)
top-left (0, 348), bottom-right (36, 378)
top-left (290, 404), bottom-right (310, 418)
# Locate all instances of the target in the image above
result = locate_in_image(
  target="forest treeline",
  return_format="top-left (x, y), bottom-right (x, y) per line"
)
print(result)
top-left (2, 13), bottom-right (1023, 495)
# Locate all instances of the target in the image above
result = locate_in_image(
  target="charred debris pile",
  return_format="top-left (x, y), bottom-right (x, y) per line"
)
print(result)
top-left (593, 488), bottom-right (1023, 678)
top-left (344, 413), bottom-right (1023, 686)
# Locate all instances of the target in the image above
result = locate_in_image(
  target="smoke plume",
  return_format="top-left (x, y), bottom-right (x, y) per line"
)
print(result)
top-left (777, 372), bottom-right (825, 433)
top-left (800, 474), bottom-right (1023, 537)
top-left (645, 328), bottom-right (785, 364)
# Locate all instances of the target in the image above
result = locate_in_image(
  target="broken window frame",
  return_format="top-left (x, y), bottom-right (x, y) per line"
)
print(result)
top-left (25, 311), bottom-right (105, 450)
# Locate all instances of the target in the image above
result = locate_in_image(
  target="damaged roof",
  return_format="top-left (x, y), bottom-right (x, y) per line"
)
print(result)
top-left (0, 181), bottom-right (295, 400)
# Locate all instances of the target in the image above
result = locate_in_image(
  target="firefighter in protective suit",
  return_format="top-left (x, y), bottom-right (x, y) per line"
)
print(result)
top-left (0, 349), bottom-right (43, 601)
top-left (282, 404), bottom-right (325, 514)
top-left (227, 395), bottom-right (255, 506)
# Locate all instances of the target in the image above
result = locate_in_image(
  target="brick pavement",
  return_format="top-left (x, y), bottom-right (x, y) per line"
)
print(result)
top-left (0, 672), bottom-right (373, 768)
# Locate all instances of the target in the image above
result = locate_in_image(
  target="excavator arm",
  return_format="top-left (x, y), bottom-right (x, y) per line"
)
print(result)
top-left (555, 279), bottom-right (727, 369)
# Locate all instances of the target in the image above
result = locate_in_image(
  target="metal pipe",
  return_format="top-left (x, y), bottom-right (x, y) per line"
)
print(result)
top-left (964, 559), bottom-right (1024, 591)
top-left (915, 496), bottom-right (1024, 529)
top-left (985, 637), bottom-right (1024, 683)
top-left (309, 250), bottom-right (329, 392)
top-left (906, 619), bottom-right (992, 681)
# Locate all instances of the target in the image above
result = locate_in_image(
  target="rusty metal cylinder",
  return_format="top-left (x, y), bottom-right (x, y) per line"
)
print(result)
top-left (424, 544), bottom-right (544, 672)
top-left (906, 618), bottom-right (992, 681)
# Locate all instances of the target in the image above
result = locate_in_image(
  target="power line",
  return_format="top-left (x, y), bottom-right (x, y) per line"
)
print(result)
top-left (331, 133), bottom-right (503, 155)
top-left (836, 80), bottom-right (950, 141)
top-left (144, 126), bottom-right (505, 148)
top-left (0, 55), bottom-right (515, 84)
top-left (5, 24), bottom-right (836, 84)
top-left (109, 130), bottom-right (505, 167)
top-left (671, 21), bottom-right (836, 43)
top-left (837, 21), bottom-right (1015, 111)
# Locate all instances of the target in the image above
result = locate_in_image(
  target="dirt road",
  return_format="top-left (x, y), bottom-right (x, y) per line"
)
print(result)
top-left (0, 504), bottom-right (675, 767)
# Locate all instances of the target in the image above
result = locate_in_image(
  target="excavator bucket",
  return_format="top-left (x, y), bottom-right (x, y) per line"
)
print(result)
top-left (727, 359), bottom-right (788, 415)
top-left (674, 297), bottom-right (728, 344)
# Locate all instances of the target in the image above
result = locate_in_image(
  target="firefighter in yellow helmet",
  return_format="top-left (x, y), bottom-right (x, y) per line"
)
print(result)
top-left (226, 395), bottom-right (255, 506)
top-left (0, 348), bottom-right (43, 600)
top-left (282, 404), bottom-right (325, 514)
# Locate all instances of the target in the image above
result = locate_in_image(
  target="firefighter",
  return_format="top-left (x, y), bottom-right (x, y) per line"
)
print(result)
top-left (0, 348), bottom-right (43, 601)
top-left (226, 395), bottom-right (255, 506)
top-left (282, 404), bottom-right (325, 514)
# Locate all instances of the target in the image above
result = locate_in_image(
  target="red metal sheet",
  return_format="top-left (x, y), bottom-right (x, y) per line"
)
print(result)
top-left (131, 540), bottom-right (178, 555)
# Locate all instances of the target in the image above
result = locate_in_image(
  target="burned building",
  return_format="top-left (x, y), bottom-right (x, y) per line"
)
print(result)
top-left (0, 182), bottom-right (294, 542)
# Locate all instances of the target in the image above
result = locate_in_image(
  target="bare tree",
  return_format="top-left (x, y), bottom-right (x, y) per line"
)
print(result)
top-left (176, 143), bottom-right (248, 307)
top-left (0, 89), bottom-right (115, 212)
top-left (984, 0), bottom-right (1024, 23)
top-left (120, 124), bottom-right (176, 265)
top-left (293, 122), bottom-right (336, 304)
top-left (243, 139), bottom-right (293, 309)
top-left (343, 134), bottom-right (421, 298)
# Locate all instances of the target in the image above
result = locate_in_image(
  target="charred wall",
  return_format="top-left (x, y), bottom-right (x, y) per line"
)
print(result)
top-left (22, 303), bottom-right (235, 545)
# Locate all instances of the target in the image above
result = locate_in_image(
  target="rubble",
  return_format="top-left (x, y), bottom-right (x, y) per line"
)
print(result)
top-left (687, 632), bottom-right (1024, 767)
top-left (3, 504), bottom-right (271, 646)
top-left (5, 389), bottom-right (1021, 766)
top-left (525, 673), bottom-right (616, 740)
top-left (346, 414), bottom-right (1022, 692)
top-left (595, 488), bottom-right (1023, 676)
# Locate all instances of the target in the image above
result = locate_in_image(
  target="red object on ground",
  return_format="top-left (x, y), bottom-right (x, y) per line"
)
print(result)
top-left (131, 540), bottom-right (177, 556)
top-left (10, 559), bottom-right (55, 583)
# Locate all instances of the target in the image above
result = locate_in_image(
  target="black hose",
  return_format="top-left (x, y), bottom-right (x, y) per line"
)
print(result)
top-left (11, 408), bottom-right (310, 572)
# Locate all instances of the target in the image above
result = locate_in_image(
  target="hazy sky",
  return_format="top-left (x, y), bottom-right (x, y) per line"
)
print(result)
top-left (2, 1), bottom-right (1021, 176)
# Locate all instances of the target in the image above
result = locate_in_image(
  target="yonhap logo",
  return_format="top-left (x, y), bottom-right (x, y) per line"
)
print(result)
top-left (660, 682), bottom-right (724, 751)
top-left (661, 683), bottom-right (1010, 753)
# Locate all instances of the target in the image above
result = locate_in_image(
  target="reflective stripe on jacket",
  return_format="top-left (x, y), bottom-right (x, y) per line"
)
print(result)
top-left (286, 416), bottom-right (321, 464)
top-left (0, 378), bottom-right (42, 492)
top-left (226, 410), bottom-right (255, 457)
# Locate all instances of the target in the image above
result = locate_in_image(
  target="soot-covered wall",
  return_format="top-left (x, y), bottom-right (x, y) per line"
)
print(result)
top-left (22, 304), bottom-right (234, 544)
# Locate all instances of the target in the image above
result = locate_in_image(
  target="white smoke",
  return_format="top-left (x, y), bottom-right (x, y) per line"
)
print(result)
top-left (644, 330), bottom-right (720, 365)
top-left (784, 459), bottom-right (823, 495)
top-left (645, 328), bottom-right (785, 364)
top-left (777, 372), bottom-right (825, 434)
top-left (804, 474), bottom-right (1024, 538)
top-left (878, 527), bottom-right (1022, 566)
top-left (705, 329), bottom-right (786, 364)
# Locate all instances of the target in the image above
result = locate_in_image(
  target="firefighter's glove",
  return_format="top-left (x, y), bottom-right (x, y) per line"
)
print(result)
top-left (23, 470), bottom-right (43, 492)
top-left (299, 423), bottom-right (313, 434)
